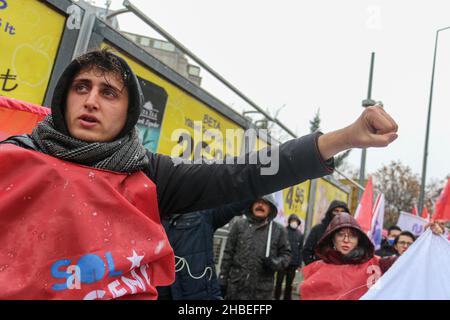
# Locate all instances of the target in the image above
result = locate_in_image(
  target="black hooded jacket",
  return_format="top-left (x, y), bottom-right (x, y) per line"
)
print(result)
top-left (157, 200), bottom-right (251, 300)
top-left (302, 200), bottom-right (350, 265)
top-left (218, 199), bottom-right (291, 300)
top-left (1, 51), bottom-right (335, 219)
top-left (286, 214), bottom-right (304, 267)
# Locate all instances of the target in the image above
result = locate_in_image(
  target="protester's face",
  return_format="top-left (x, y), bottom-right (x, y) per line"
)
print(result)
top-left (333, 227), bottom-right (359, 255)
top-left (394, 235), bottom-right (414, 256)
top-left (252, 200), bottom-right (271, 219)
top-left (388, 229), bottom-right (401, 241)
top-left (65, 67), bottom-right (129, 142)
top-left (332, 207), bottom-right (347, 216)
top-left (289, 220), bottom-right (299, 229)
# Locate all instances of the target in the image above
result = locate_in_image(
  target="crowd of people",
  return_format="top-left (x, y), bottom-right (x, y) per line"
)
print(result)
top-left (166, 198), bottom-right (442, 301)
top-left (0, 49), bottom-right (446, 300)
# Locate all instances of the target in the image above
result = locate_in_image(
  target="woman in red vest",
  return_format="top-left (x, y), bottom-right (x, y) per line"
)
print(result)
top-left (300, 212), bottom-right (444, 300)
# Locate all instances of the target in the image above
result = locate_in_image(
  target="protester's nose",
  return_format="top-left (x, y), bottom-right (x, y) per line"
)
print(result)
top-left (84, 89), bottom-right (100, 111)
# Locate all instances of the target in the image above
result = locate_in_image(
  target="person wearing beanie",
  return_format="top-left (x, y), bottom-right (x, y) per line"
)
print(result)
top-left (302, 200), bottom-right (350, 265)
top-left (218, 195), bottom-right (292, 300)
top-left (274, 214), bottom-right (304, 300)
top-left (0, 48), bottom-right (400, 299)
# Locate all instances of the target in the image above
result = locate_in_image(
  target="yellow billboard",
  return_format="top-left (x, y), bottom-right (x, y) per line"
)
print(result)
top-left (0, 0), bottom-right (65, 104)
top-left (159, 96), bottom-right (244, 160)
top-left (339, 179), bottom-right (362, 215)
top-left (282, 181), bottom-right (310, 220)
top-left (312, 178), bottom-right (349, 226)
top-left (274, 180), bottom-right (311, 230)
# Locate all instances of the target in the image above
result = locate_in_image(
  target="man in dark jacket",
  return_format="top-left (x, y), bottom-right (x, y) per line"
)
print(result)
top-left (218, 195), bottom-right (291, 300)
top-left (0, 48), bottom-right (399, 299)
top-left (157, 201), bottom-right (250, 300)
top-left (274, 214), bottom-right (304, 300)
top-left (302, 200), bottom-right (350, 265)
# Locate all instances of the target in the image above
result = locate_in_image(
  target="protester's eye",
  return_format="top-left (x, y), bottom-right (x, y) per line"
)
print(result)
top-left (103, 88), bottom-right (118, 98)
top-left (74, 83), bottom-right (88, 93)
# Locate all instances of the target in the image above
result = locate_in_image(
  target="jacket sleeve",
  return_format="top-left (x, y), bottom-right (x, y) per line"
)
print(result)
top-left (210, 200), bottom-right (252, 230)
top-left (146, 132), bottom-right (334, 216)
top-left (218, 221), bottom-right (240, 286)
top-left (0, 134), bottom-right (37, 150)
top-left (302, 225), bottom-right (320, 265)
top-left (379, 256), bottom-right (398, 274)
top-left (276, 225), bottom-right (292, 269)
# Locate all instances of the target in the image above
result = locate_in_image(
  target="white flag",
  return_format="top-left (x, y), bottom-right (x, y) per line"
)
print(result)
top-left (397, 211), bottom-right (428, 237)
top-left (361, 229), bottom-right (450, 300)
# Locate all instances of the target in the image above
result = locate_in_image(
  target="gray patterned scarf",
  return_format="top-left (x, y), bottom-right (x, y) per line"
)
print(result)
top-left (31, 115), bottom-right (148, 173)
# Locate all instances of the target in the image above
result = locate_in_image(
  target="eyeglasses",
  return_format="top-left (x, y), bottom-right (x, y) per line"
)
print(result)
top-left (335, 231), bottom-right (358, 242)
top-left (397, 241), bottom-right (413, 247)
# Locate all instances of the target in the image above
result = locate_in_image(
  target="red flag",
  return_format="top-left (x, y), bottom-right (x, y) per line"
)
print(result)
top-left (421, 206), bottom-right (429, 221)
top-left (355, 176), bottom-right (374, 234)
top-left (434, 178), bottom-right (450, 221)
top-left (411, 205), bottom-right (418, 216)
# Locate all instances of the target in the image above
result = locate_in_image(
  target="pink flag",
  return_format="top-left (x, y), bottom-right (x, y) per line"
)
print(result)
top-left (434, 178), bottom-right (450, 221)
top-left (355, 176), bottom-right (374, 234)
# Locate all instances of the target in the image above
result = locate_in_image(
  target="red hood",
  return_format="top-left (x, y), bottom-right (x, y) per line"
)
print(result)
top-left (315, 212), bottom-right (374, 264)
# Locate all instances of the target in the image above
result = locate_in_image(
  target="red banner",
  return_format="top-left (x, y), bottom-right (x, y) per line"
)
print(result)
top-left (0, 144), bottom-right (174, 299)
top-left (0, 96), bottom-right (50, 140)
top-left (300, 256), bottom-right (381, 300)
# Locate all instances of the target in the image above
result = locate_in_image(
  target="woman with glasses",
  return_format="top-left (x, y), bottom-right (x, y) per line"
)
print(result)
top-left (299, 212), bottom-right (444, 300)
top-left (302, 200), bottom-right (350, 266)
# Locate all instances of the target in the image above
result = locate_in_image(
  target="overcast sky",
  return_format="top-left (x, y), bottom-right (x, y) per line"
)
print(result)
top-left (97, 0), bottom-right (450, 184)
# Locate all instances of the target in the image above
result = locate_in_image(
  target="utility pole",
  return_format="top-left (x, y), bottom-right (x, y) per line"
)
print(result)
top-left (359, 52), bottom-right (376, 200)
top-left (418, 26), bottom-right (450, 215)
